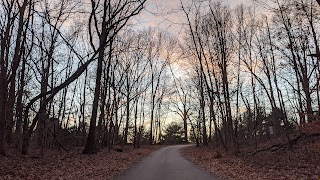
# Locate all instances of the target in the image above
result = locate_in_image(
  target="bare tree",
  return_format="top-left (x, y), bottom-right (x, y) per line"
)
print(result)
top-left (83, 0), bottom-right (146, 154)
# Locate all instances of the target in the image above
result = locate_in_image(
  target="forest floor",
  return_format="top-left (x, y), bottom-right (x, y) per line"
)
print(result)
top-left (183, 134), bottom-right (320, 180)
top-left (0, 145), bottom-right (163, 180)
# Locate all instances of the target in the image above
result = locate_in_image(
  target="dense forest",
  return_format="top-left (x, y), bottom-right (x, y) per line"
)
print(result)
top-left (1, 0), bottom-right (320, 172)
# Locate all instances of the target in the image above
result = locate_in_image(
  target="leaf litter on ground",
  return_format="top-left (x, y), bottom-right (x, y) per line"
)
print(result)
top-left (183, 136), bottom-right (320, 180)
top-left (0, 145), bottom-right (162, 180)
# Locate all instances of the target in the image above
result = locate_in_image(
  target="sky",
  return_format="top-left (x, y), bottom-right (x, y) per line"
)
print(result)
top-left (130, 0), bottom-right (253, 126)
top-left (133, 0), bottom-right (252, 34)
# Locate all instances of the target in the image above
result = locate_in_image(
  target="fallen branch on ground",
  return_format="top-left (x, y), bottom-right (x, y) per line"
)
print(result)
top-left (253, 133), bottom-right (320, 156)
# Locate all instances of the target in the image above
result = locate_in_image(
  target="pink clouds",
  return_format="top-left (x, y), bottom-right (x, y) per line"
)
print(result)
top-left (133, 0), bottom-right (252, 34)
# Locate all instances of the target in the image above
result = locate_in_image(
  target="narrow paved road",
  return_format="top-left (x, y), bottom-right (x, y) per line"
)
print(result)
top-left (116, 145), bottom-right (218, 180)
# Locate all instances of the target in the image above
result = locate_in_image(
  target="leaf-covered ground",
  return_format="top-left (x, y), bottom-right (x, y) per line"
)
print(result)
top-left (183, 136), bottom-right (320, 180)
top-left (0, 145), bottom-right (162, 180)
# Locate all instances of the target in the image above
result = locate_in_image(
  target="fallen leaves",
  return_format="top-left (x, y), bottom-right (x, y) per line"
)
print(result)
top-left (302, 121), bottom-right (320, 135)
top-left (183, 136), bottom-right (320, 180)
top-left (0, 145), bottom-right (162, 180)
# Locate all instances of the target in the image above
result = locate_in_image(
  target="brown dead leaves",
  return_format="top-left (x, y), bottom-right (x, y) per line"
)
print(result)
top-left (183, 140), bottom-right (320, 180)
top-left (0, 145), bottom-right (162, 180)
top-left (302, 121), bottom-right (320, 135)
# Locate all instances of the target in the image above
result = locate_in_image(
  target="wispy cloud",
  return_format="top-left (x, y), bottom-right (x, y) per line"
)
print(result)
top-left (132, 0), bottom-right (252, 34)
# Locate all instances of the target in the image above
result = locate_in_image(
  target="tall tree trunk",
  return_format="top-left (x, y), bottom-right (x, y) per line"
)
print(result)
top-left (124, 75), bottom-right (130, 144)
top-left (15, 54), bottom-right (26, 147)
top-left (183, 107), bottom-right (188, 143)
top-left (150, 73), bottom-right (155, 145)
top-left (82, 43), bottom-right (104, 154)
top-left (199, 73), bottom-right (208, 146)
top-left (97, 85), bottom-right (106, 149)
top-left (0, 71), bottom-right (6, 156)
top-left (5, 0), bottom-right (28, 145)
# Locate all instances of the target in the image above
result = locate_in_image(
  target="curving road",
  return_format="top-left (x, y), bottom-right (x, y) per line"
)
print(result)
top-left (116, 145), bottom-right (218, 180)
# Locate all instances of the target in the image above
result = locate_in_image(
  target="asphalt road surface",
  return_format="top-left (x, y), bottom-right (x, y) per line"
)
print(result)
top-left (116, 144), bottom-right (218, 180)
